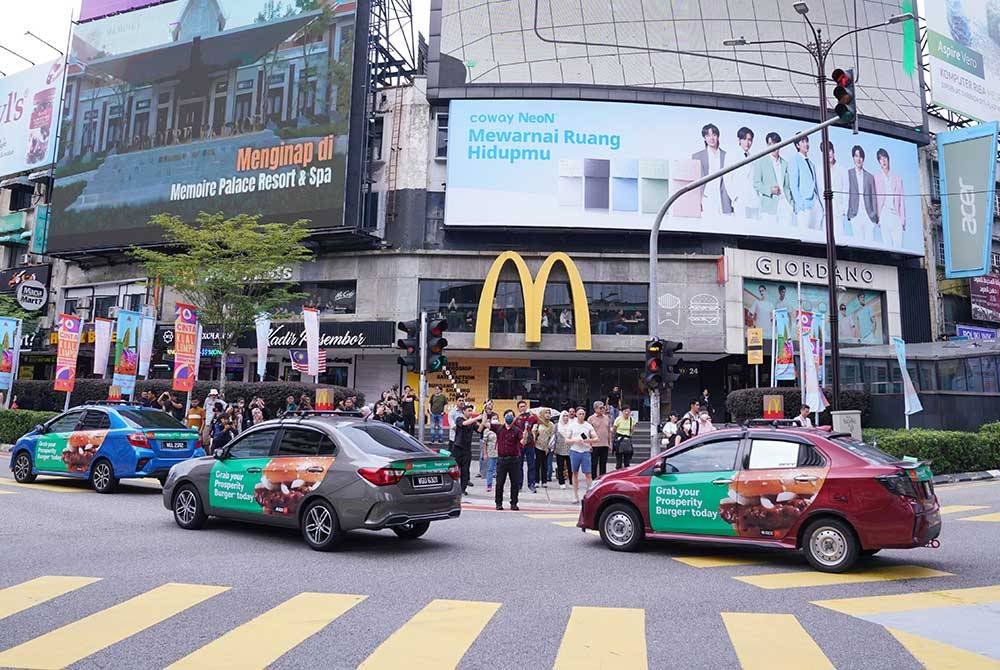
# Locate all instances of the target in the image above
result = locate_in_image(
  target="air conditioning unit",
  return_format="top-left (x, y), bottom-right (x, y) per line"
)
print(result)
top-left (18, 253), bottom-right (38, 266)
top-left (37, 316), bottom-right (53, 330)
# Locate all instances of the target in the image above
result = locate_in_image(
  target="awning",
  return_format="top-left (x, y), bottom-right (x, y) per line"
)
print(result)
top-left (0, 177), bottom-right (33, 190)
top-left (0, 231), bottom-right (31, 244)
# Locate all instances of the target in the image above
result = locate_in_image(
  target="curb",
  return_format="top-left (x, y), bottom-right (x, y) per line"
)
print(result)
top-left (0, 444), bottom-right (11, 453)
top-left (934, 469), bottom-right (1000, 485)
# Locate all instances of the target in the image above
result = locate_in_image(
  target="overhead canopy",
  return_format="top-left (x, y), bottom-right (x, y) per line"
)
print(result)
top-left (841, 341), bottom-right (1000, 361)
top-left (77, 10), bottom-right (320, 85)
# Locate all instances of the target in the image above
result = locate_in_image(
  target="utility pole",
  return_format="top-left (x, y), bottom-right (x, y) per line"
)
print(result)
top-left (417, 310), bottom-right (427, 445)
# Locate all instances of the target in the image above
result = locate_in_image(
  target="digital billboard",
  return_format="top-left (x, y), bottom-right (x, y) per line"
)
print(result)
top-left (0, 60), bottom-right (65, 177)
top-left (432, 0), bottom-right (924, 133)
top-left (48, 0), bottom-right (360, 253)
top-left (926, 0), bottom-right (1000, 121)
top-left (79, 0), bottom-right (176, 22)
top-left (445, 99), bottom-right (924, 256)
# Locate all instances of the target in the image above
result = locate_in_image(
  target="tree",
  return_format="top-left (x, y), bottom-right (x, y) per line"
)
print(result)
top-left (130, 213), bottom-right (314, 391)
top-left (0, 294), bottom-right (39, 332)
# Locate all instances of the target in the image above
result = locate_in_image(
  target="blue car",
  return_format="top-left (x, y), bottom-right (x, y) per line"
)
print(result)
top-left (9, 403), bottom-right (204, 493)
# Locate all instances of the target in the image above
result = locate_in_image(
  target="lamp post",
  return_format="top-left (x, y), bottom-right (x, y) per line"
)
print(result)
top-left (721, 5), bottom-right (913, 412)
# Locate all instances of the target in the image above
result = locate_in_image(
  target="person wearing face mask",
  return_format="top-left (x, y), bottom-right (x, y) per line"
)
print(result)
top-left (671, 418), bottom-right (694, 448)
top-left (489, 410), bottom-right (527, 511)
top-left (553, 411), bottom-right (573, 489)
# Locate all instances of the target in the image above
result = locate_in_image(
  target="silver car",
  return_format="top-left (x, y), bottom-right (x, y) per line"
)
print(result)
top-left (162, 412), bottom-right (462, 550)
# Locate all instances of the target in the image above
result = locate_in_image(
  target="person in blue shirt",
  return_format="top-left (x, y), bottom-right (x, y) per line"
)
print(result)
top-left (790, 135), bottom-right (822, 230)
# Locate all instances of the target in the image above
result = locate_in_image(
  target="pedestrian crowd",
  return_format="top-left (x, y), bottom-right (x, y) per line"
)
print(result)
top-left (660, 390), bottom-right (717, 449)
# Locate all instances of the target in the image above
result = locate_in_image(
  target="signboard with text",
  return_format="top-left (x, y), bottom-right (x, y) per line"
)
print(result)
top-left (971, 275), bottom-right (1000, 322)
top-left (926, 0), bottom-right (1000, 121)
top-left (956, 323), bottom-right (998, 341)
top-left (763, 395), bottom-right (784, 420)
top-left (0, 60), bottom-right (65, 176)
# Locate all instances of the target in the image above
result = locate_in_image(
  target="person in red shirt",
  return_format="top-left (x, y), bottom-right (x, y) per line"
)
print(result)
top-left (514, 400), bottom-right (539, 493)
top-left (489, 409), bottom-right (527, 510)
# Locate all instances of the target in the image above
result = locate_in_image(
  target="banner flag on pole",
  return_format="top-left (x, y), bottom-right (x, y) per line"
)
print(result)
top-left (172, 303), bottom-right (198, 392)
top-left (93, 317), bottom-right (113, 376)
top-left (255, 313), bottom-right (270, 381)
top-left (892, 337), bottom-right (923, 416)
top-left (773, 308), bottom-right (796, 381)
top-left (0, 317), bottom-right (20, 399)
top-left (138, 315), bottom-right (155, 378)
top-left (801, 325), bottom-right (829, 412)
top-left (54, 313), bottom-right (82, 393)
top-left (303, 307), bottom-right (320, 377)
top-left (112, 309), bottom-right (142, 396)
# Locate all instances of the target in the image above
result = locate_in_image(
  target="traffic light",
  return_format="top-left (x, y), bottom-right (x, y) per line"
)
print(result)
top-left (644, 338), bottom-right (664, 390)
top-left (396, 319), bottom-right (419, 372)
top-left (661, 340), bottom-right (684, 390)
top-left (831, 68), bottom-right (856, 124)
top-left (426, 318), bottom-right (449, 373)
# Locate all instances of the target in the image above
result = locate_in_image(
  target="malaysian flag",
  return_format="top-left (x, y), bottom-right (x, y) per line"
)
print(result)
top-left (289, 349), bottom-right (327, 373)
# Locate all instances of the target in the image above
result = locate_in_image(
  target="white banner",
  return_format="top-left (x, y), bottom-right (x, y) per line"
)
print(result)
top-left (137, 315), bottom-right (155, 377)
top-left (0, 60), bottom-right (65, 176)
top-left (303, 307), bottom-right (320, 377)
top-left (193, 324), bottom-right (204, 379)
top-left (892, 337), bottom-right (923, 416)
top-left (92, 318), bottom-right (113, 375)
top-left (255, 313), bottom-right (270, 381)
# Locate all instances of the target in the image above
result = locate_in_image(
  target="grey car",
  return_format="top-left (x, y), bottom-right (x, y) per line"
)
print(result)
top-left (162, 412), bottom-right (462, 550)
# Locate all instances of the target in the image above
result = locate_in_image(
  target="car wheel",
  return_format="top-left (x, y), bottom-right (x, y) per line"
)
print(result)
top-left (392, 521), bottom-right (430, 540)
top-left (173, 484), bottom-right (207, 530)
top-left (803, 518), bottom-right (859, 573)
top-left (301, 500), bottom-right (341, 551)
top-left (598, 503), bottom-right (644, 552)
top-left (90, 459), bottom-right (119, 494)
top-left (12, 452), bottom-right (36, 483)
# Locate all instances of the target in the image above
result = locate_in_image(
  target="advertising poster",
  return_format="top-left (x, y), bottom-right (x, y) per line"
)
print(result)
top-left (54, 313), bottom-right (82, 393)
top-left (49, 0), bottom-right (359, 253)
top-left (0, 317), bottom-right (21, 395)
top-left (445, 99), bottom-right (924, 256)
top-left (112, 309), bottom-right (141, 395)
top-left (79, 0), bottom-right (175, 22)
top-left (137, 315), bottom-right (155, 377)
top-left (34, 429), bottom-right (109, 473)
top-left (926, 0), bottom-right (1000, 121)
top-left (209, 457), bottom-right (336, 516)
top-left (892, 337), bottom-right (923, 416)
top-left (92, 317), bottom-right (113, 375)
top-left (0, 59), bottom-right (65, 176)
top-left (772, 309), bottom-right (796, 381)
top-left (971, 275), bottom-right (1000, 322)
top-left (172, 303), bottom-right (198, 392)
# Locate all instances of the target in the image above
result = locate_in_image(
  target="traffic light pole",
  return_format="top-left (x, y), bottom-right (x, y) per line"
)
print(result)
top-left (418, 310), bottom-right (427, 445)
top-left (647, 115), bottom-right (841, 456)
top-left (817, 61), bottom-right (842, 412)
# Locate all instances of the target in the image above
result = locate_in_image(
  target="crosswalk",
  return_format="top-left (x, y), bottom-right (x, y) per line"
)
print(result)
top-left (1, 572), bottom-right (993, 669)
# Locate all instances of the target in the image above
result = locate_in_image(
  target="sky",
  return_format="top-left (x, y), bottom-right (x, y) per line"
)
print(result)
top-left (0, 0), bottom-right (430, 77)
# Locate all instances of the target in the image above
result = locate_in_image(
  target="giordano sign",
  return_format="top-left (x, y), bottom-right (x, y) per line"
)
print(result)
top-left (475, 251), bottom-right (591, 351)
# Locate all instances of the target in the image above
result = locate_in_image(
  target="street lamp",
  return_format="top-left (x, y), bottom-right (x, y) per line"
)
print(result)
top-left (720, 3), bottom-right (914, 412)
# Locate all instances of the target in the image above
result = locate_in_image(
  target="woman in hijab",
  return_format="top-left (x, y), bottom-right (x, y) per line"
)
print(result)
top-left (553, 410), bottom-right (574, 489)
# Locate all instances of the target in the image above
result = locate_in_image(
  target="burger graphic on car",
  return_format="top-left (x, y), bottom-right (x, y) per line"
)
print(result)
top-left (253, 458), bottom-right (330, 516)
top-left (61, 431), bottom-right (109, 473)
top-left (718, 468), bottom-right (826, 539)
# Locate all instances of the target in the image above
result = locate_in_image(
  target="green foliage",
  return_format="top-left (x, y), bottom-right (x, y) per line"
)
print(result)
top-left (725, 387), bottom-right (870, 424)
top-left (0, 294), bottom-right (39, 332)
top-left (860, 426), bottom-right (1000, 475)
top-left (0, 409), bottom-right (58, 444)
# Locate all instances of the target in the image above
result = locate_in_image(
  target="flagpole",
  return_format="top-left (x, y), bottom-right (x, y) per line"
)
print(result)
top-left (770, 311), bottom-right (777, 388)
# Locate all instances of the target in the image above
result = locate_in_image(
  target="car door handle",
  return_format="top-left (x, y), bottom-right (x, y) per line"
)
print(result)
top-left (794, 475), bottom-right (818, 483)
top-left (246, 467), bottom-right (262, 473)
top-left (306, 466), bottom-right (325, 473)
top-left (711, 478), bottom-right (734, 486)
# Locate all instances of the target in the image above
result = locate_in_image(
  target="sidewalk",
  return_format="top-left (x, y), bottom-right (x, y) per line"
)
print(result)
top-left (461, 459), bottom-right (592, 510)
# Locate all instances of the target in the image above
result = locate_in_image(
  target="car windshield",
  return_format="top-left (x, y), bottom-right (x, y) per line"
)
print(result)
top-left (340, 424), bottom-right (433, 457)
top-left (831, 436), bottom-right (899, 465)
top-left (117, 409), bottom-right (188, 430)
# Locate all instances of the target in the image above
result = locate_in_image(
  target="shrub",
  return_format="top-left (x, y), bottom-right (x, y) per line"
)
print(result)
top-left (10, 380), bottom-right (362, 416)
top-left (0, 409), bottom-right (58, 444)
top-left (860, 427), bottom-right (999, 475)
top-left (726, 387), bottom-right (870, 424)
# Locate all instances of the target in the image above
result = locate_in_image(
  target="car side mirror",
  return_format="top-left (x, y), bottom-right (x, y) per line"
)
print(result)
top-left (652, 459), bottom-right (676, 476)
top-left (213, 448), bottom-right (225, 460)
top-left (652, 462), bottom-right (664, 476)
top-left (33, 424), bottom-right (46, 435)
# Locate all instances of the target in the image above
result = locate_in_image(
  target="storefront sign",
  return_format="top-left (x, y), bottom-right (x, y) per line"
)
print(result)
top-left (956, 324), bottom-right (998, 341)
top-left (156, 320), bottom-right (394, 350)
top-left (926, 0), bottom-right (1000, 121)
top-left (0, 60), bottom-right (64, 175)
top-left (763, 395), bottom-right (784, 420)
top-left (0, 264), bottom-right (50, 295)
top-left (746, 327), bottom-right (763, 365)
top-left (971, 275), bottom-right (1000, 323)
top-left (15, 280), bottom-right (47, 311)
top-left (475, 251), bottom-right (591, 351)
top-left (54, 313), bottom-right (82, 393)
top-left (753, 255), bottom-right (874, 285)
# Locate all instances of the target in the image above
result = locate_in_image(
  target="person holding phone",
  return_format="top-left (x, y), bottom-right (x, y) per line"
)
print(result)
top-left (567, 407), bottom-right (597, 504)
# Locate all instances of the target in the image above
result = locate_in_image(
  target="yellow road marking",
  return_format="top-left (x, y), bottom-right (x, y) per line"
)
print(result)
top-left (960, 512), bottom-right (1000, 523)
top-left (886, 627), bottom-right (1000, 669)
top-left (813, 585), bottom-right (1000, 616)
top-left (553, 606), bottom-right (647, 669)
top-left (0, 577), bottom-right (101, 622)
top-left (525, 513), bottom-right (580, 519)
top-left (0, 489), bottom-right (13, 494)
top-left (166, 592), bottom-right (366, 670)
top-left (359, 599), bottom-right (500, 669)
top-left (939, 505), bottom-right (989, 515)
top-left (552, 521), bottom-right (580, 527)
top-left (0, 479), bottom-right (89, 493)
top-left (736, 565), bottom-right (951, 590)
top-left (672, 556), bottom-right (768, 568)
top-left (0, 582), bottom-right (229, 670)
top-left (722, 613), bottom-right (833, 670)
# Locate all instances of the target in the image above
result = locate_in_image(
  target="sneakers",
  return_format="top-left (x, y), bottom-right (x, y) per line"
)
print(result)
top-left (560, 484), bottom-right (566, 490)
top-left (467, 482), bottom-right (474, 487)
top-left (542, 482), bottom-right (548, 488)
top-left (511, 504), bottom-right (520, 511)
top-left (496, 504), bottom-right (503, 511)
top-left (529, 486), bottom-right (536, 493)
top-left (487, 485), bottom-right (493, 493)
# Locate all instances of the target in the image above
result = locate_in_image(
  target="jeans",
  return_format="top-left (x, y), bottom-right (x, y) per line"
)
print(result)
top-left (534, 448), bottom-right (548, 486)
top-left (485, 456), bottom-right (497, 487)
top-left (430, 412), bottom-right (444, 443)
top-left (608, 406), bottom-right (619, 422)
top-left (569, 450), bottom-right (592, 476)
top-left (521, 445), bottom-right (536, 490)
top-left (495, 456), bottom-right (522, 507)
top-left (452, 443), bottom-right (471, 493)
top-left (591, 446), bottom-right (609, 478)
top-left (555, 454), bottom-right (572, 485)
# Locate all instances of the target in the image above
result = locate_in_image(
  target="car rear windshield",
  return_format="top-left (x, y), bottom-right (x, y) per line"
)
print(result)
top-left (341, 424), bottom-right (433, 457)
top-left (832, 436), bottom-right (899, 465)
top-left (117, 409), bottom-right (188, 430)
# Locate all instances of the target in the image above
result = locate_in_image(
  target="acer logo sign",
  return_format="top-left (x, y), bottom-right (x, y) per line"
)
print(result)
top-left (0, 91), bottom-right (25, 124)
top-left (959, 176), bottom-right (978, 235)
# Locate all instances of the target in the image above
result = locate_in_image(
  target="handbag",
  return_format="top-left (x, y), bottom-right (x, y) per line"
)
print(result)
top-left (617, 436), bottom-right (634, 457)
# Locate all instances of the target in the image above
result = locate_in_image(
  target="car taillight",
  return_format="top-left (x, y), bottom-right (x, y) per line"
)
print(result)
top-left (358, 467), bottom-right (406, 486)
top-left (195, 439), bottom-right (203, 451)
top-left (447, 465), bottom-right (460, 480)
top-left (136, 458), bottom-right (149, 471)
top-left (127, 432), bottom-right (149, 447)
top-left (877, 473), bottom-right (920, 499)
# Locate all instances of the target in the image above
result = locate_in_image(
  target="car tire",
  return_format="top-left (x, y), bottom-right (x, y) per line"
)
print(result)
top-left (301, 500), bottom-right (342, 551)
top-left (803, 518), bottom-right (859, 573)
top-left (90, 459), bottom-right (119, 494)
top-left (598, 502), bottom-right (644, 552)
top-left (392, 521), bottom-right (430, 540)
top-left (173, 484), bottom-right (207, 530)
top-left (12, 452), bottom-right (36, 483)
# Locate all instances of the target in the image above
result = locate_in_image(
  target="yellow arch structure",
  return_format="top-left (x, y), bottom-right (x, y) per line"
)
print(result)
top-left (474, 251), bottom-right (592, 351)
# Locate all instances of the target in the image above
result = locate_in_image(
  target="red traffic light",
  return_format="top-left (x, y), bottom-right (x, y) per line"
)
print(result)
top-left (429, 319), bottom-right (448, 337)
top-left (647, 359), bottom-right (660, 372)
top-left (831, 68), bottom-right (852, 87)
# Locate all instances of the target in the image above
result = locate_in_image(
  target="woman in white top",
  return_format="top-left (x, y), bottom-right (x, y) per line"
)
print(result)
top-left (564, 407), bottom-right (597, 503)
top-left (661, 412), bottom-right (679, 448)
top-left (875, 148), bottom-right (905, 248)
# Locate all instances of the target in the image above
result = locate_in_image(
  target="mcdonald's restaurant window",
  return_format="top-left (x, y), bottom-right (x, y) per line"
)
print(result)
top-left (418, 280), bottom-right (648, 335)
top-left (270, 281), bottom-right (357, 317)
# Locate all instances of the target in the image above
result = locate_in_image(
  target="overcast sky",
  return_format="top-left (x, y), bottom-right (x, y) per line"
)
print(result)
top-left (0, 0), bottom-right (430, 77)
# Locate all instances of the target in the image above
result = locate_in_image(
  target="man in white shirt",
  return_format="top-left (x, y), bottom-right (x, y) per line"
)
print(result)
top-left (566, 407), bottom-right (597, 503)
top-left (692, 123), bottom-right (733, 217)
top-left (731, 126), bottom-right (760, 220)
top-left (792, 404), bottom-right (813, 428)
top-left (751, 284), bottom-right (774, 338)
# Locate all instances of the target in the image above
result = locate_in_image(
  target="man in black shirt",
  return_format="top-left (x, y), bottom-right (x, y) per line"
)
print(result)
top-left (452, 405), bottom-right (479, 496)
top-left (400, 386), bottom-right (416, 435)
top-left (606, 386), bottom-right (622, 421)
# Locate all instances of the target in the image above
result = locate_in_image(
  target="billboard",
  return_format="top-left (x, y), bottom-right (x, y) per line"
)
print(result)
top-left (79, 0), bottom-right (176, 22)
top-left (926, 0), bottom-right (1000, 121)
top-left (432, 0), bottom-right (924, 133)
top-left (445, 99), bottom-right (924, 256)
top-left (48, 0), bottom-right (360, 253)
top-left (971, 275), bottom-right (1000, 322)
top-left (0, 60), bottom-right (65, 177)
top-left (938, 123), bottom-right (999, 278)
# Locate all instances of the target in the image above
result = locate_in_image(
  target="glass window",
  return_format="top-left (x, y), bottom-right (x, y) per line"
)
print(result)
top-left (276, 428), bottom-right (336, 456)
top-left (665, 439), bottom-right (740, 473)
top-left (47, 410), bottom-right (85, 432)
top-left (832, 437), bottom-right (899, 465)
top-left (272, 281), bottom-right (356, 317)
top-left (489, 366), bottom-right (539, 400)
top-left (341, 424), bottom-right (433, 457)
top-left (748, 440), bottom-right (800, 469)
top-left (984, 356), bottom-right (1000, 394)
top-left (937, 359), bottom-right (967, 392)
top-left (118, 409), bottom-right (186, 430)
top-left (435, 113), bottom-right (448, 158)
top-left (79, 410), bottom-right (110, 430)
top-left (918, 362), bottom-right (937, 392)
top-left (863, 360), bottom-right (890, 394)
top-left (966, 358), bottom-right (985, 393)
top-left (92, 296), bottom-right (117, 319)
top-left (227, 429), bottom-right (278, 459)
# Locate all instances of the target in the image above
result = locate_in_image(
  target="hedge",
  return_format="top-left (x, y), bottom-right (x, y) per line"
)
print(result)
top-left (9, 380), bottom-right (363, 415)
top-left (726, 387), bottom-right (870, 424)
top-left (0, 409), bottom-right (58, 444)
top-left (861, 427), bottom-right (1000, 475)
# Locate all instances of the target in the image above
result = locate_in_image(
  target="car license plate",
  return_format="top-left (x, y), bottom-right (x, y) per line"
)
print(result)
top-left (163, 441), bottom-right (187, 450)
top-left (413, 474), bottom-right (442, 488)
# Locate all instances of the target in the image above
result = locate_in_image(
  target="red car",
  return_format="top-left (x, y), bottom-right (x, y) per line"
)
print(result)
top-left (579, 425), bottom-right (941, 572)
